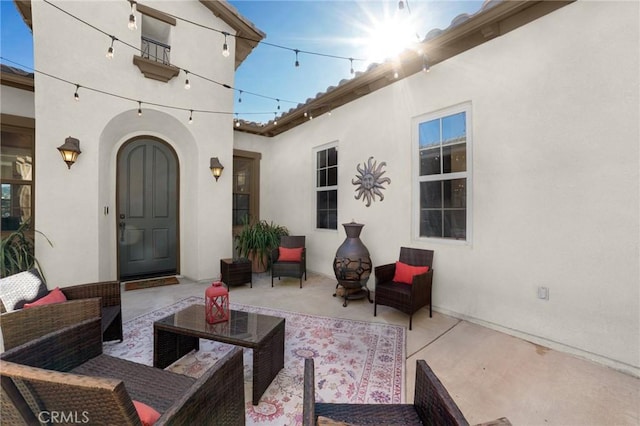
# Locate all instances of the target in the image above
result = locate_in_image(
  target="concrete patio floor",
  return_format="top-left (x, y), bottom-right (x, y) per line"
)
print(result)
top-left (121, 272), bottom-right (639, 426)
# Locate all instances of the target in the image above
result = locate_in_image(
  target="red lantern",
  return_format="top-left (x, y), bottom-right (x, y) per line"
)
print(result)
top-left (205, 281), bottom-right (229, 324)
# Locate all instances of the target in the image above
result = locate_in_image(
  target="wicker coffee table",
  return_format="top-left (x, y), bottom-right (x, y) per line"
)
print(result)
top-left (153, 304), bottom-right (285, 405)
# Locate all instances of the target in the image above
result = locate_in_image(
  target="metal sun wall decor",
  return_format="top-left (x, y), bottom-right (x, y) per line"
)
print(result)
top-left (352, 156), bottom-right (391, 207)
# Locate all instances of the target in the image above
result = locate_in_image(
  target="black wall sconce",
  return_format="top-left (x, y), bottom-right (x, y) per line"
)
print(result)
top-left (210, 157), bottom-right (224, 181)
top-left (57, 136), bottom-right (82, 169)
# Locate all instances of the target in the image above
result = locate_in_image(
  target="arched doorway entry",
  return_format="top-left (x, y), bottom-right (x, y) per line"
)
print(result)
top-left (117, 137), bottom-right (179, 280)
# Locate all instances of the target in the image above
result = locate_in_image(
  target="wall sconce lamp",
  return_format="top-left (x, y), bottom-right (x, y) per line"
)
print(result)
top-left (57, 136), bottom-right (82, 169)
top-left (210, 157), bottom-right (224, 181)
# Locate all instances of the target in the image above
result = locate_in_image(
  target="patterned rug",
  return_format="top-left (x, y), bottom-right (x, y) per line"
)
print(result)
top-left (104, 296), bottom-right (406, 425)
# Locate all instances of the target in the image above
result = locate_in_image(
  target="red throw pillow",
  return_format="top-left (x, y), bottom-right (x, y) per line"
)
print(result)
top-left (23, 287), bottom-right (67, 308)
top-left (392, 261), bottom-right (429, 285)
top-left (133, 400), bottom-right (161, 426)
top-left (278, 246), bottom-right (303, 262)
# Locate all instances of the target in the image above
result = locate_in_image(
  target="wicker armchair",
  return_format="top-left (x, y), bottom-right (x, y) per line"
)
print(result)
top-left (0, 268), bottom-right (122, 346)
top-left (270, 235), bottom-right (307, 288)
top-left (1, 299), bottom-right (246, 425)
top-left (374, 247), bottom-right (434, 330)
top-left (303, 357), bottom-right (511, 426)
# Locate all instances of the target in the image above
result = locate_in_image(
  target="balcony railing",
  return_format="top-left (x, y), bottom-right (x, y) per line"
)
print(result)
top-left (141, 36), bottom-right (171, 65)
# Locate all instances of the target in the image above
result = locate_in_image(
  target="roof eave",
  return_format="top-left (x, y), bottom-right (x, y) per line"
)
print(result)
top-left (239, 0), bottom-right (575, 137)
top-left (1, 70), bottom-right (35, 92)
top-left (199, 0), bottom-right (266, 70)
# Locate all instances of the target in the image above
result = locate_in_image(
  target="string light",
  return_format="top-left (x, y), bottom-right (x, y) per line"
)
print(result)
top-left (2, 57), bottom-right (285, 127)
top-left (40, 0), bottom-right (313, 115)
top-left (184, 70), bottom-right (190, 89)
top-left (422, 55), bottom-right (430, 72)
top-left (238, 90), bottom-right (242, 103)
top-left (276, 99), bottom-right (280, 110)
top-left (74, 84), bottom-right (80, 101)
top-left (273, 113), bottom-right (278, 125)
top-left (188, 109), bottom-right (193, 124)
top-left (127, 1), bottom-right (137, 30)
top-left (234, 113), bottom-right (240, 127)
top-left (24, 1), bottom-right (426, 126)
top-left (222, 32), bottom-right (230, 57)
top-left (106, 36), bottom-right (116, 59)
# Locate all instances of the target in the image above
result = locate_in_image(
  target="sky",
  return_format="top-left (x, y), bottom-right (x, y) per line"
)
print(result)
top-left (0, 0), bottom-right (484, 124)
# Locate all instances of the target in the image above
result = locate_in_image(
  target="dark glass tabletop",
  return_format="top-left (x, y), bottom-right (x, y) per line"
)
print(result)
top-left (154, 304), bottom-right (284, 345)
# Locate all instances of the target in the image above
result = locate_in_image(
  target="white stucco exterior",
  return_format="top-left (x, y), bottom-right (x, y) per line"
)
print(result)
top-left (3, 0), bottom-right (638, 376)
top-left (28, 0), bottom-right (236, 284)
top-left (1, 85), bottom-right (35, 118)
top-left (237, 1), bottom-right (640, 375)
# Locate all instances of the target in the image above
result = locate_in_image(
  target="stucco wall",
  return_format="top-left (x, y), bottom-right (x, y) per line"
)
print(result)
top-left (1, 85), bottom-right (35, 118)
top-left (31, 0), bottom-right (236, 284)
top-left (249, 1), bottom-right (639, 374)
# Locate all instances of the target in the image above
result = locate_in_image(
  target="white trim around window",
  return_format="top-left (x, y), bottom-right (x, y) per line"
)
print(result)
top-left (313, 141), bottom-right (339, 231)
top-left (412, 102), bottom-right (473, 244)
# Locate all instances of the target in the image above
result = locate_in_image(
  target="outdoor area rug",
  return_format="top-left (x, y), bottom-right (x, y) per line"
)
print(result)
top-left (104, 296), bottom-right (406, 425)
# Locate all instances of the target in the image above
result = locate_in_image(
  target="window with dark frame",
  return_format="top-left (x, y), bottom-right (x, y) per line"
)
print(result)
top-left (316, 146), bottom-right (338, 230)
top-left (1, 127), bottom-right (35, 236)
top-left (417, 108), bottom-right (469, 240)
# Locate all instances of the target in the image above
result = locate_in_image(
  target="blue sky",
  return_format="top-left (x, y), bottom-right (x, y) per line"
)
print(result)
top-left (1, 0), bottom-right (483, 123)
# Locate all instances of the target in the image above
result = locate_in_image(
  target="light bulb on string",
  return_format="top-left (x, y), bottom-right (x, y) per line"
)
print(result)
top-left (273, 113), bottom-right (278, 126)
top-left (188, 110), bottom-right (193, 124)
top-left (234, 113), bottom-right (240, 128)
top-left (294, 49), bottom-right (300, 67)
top-left (222, 32), bottom-right (230, 57)
top-left (393, 69), bottom-right (399, 79)
top-left (304, 111), bottom-right (308, 118)
top-left (106, 36), bottom-right (116, 59)
top-left (184, 70), bottom-right (190, 89)
top-left (74, 84), bottom-right (80, 101)
top-left (137, 101), bottom-right (142, 116)
top-left (128, 1), bottom-right (137, 30)
top-left (238, 90), bottom-right (243, 103)
top-left (276, 99), bottom-right (280, 110)
top-left (349, 58), bottom-right (354, 75)
top-left (422, 55), bottom-right (430, 72)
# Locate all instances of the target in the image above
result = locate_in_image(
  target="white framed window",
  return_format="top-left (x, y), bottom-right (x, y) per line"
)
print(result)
top-left (413, 103), bottom-right (472, 242)
top-left (314, 143), bottom-right (338, 230)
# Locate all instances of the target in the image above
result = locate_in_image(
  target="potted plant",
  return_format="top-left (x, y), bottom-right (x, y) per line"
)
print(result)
top-left (1, 219), bottom-right (52, 278)
top-left (235, 219), bottom-right (289, 273)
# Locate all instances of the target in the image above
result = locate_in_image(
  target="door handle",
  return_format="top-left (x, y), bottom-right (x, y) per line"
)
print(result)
top-left (119, 221), bottom-right (126, 242)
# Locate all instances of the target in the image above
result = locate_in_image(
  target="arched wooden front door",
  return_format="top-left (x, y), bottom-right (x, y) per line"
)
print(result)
top-left (117, 138), bottom-right (179, 280)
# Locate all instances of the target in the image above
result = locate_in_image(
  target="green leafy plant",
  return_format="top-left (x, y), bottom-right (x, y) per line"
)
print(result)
top-left (1, 220), bottom-right (52, 278)
top-left (235, 219), bottom-right (289, 271)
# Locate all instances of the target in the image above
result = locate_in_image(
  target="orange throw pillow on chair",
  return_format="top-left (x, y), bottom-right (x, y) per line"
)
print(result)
top-left (393, 261), bottom-right (429, 285)
top-left (278, 246), bottom-right (303, 262)
top-left (133, 400), bottom-right (161, 426)
top-left (23, 287), bottom-right (67, 308)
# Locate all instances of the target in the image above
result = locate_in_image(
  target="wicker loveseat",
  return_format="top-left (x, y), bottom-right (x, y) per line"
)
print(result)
top-left (0, 268), bottom-right (122, 349)
top-left (0, 298), bottom-right (246, 425)
top-left (303, 357), bottom-right (510, 426)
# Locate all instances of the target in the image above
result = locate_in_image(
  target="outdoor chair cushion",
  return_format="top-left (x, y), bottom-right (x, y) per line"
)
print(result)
top-left (393, 261), bottom-right (429, 285)
top-left (23, 287), bottom-right (67, 308)
top-left (0, 269), bottom-right (48, 312)
top-left (133, 400), bottom-right (161, 426)
top-left (279, 246), bottom-right (303, 262)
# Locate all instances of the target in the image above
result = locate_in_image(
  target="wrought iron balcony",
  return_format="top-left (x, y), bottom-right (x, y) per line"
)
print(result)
top-left (141, 36), bottom-right (170, 65)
